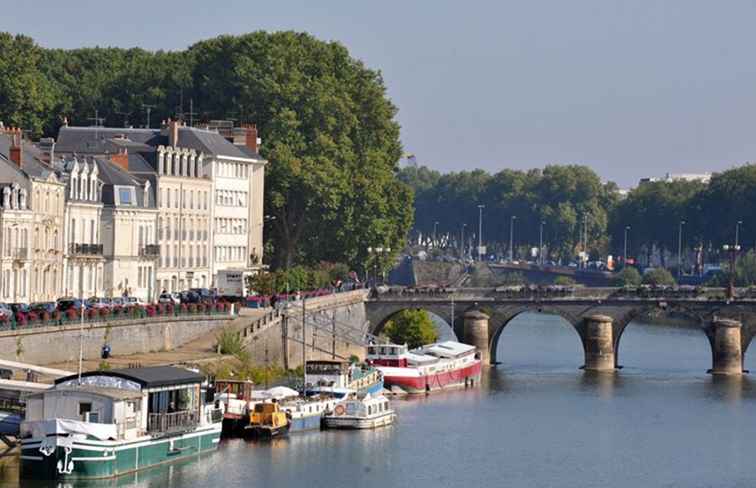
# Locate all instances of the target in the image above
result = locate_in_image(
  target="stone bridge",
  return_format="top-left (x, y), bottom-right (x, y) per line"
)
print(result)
top-left (366, 287), bottom-right (756, 375)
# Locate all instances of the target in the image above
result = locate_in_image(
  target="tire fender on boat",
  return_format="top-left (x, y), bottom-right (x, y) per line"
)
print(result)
top-left (334, 405), bottom-right (346, 416)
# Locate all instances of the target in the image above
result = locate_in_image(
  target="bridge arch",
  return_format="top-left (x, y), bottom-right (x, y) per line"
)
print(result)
top-left (488, 305), bottom-right (582, 365)
top-left (368, 304), bottom-right (465, 340)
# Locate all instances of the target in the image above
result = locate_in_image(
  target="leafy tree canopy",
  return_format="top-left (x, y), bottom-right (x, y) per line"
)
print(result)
top-left (383, 309), bottom-right (438, 349)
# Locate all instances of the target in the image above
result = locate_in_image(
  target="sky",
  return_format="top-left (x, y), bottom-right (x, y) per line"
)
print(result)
top-left (4, 0), bottom-right (756, 187)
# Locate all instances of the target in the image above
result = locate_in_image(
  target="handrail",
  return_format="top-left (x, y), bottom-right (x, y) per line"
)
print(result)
top-left (147, 410), bottom-right (198, 434)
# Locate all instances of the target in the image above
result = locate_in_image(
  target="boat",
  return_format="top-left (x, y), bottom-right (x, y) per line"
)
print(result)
top-left (366, 341), bottom-right (482, 394)
top-left (245, 401), bottom-right (290, 438)
top-left (0, 410), bottom-right (21, 435)
top-left (280, 393), bottom-right (344, 433)
top-left (19, 366), bottom-right (223, 481)
top-left (323, 393), bottom-right (395, 430)
top-left (305, 360), bottom-right (383, 396)
top-left (214, 379), bottom-right (255, 435)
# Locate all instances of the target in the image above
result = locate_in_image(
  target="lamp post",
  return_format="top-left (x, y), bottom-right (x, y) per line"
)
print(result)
top-left (735, 220), bottom-right (743, 248)
top-left (460, 223), bottom-right (467, 259)
top-left (623, 226), bottom-right (630, 269)
top-left (509, 216), bottom-right (517, 262)
top-left (723, 244), bottom-right (741, 300)
top-left (433, 221), bottom-right (439, 248)
top-left (539, 221), bottom-right (545, 266)
top-left (677, 220), bottom-right (686, 278)
top-left (477, 205), bottom-right (485, 262)
top-left (367, 247), bottom-right (391, 286)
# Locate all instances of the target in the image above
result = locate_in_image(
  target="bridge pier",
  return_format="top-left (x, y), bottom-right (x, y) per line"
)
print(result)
top-left (582, 314), bottom-right (615, 372)
top-left (710, 319), bottom-right (743, 375)
top-left (464, 310), bottom-right (490, 365)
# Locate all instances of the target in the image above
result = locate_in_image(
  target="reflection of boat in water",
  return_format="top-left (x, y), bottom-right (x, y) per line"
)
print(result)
top-left (245, 401), bottom-right (290, 438)
top-left (19, 366), bottom-right (222, 481)
top-left (323, 393), bottom-right (395, 430)
top-left (367, 341), bottom-right (481, 394)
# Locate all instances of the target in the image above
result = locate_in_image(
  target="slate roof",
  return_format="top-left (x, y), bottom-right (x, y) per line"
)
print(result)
top-left (55, 125), bottom-right (256, 161)
top-left (55, 366), bottom-right (204, 389)
top-left (93, 157), bottom-right (155, 208)
top-left (0, 132), bottom-right (57, 181)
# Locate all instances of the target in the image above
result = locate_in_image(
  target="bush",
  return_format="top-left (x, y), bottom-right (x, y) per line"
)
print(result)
top-left (66, 308), bottom-right (78, 321)
top-left (642, 268), bottom-right (677, 286)
top-left (614, 267), bottom-right (642, 287)
top-left (216, 328), bottom-right (244, 356)
top-left (498, 272), bottom-right (526, 286)
top-left (383, 309), bottom-right (439, 349)
top-left (553, 276), bottom-right (576, 286)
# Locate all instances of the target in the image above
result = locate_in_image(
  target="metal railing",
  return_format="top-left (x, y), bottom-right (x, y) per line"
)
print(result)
top-left (140, 244), bottom-right (160, 257)
top-left (147, 410), bottom-right (198, 434)
top-left (69, 243), bottom-right (103, 256)
top-left (11, 248), bottom-right (28, 259)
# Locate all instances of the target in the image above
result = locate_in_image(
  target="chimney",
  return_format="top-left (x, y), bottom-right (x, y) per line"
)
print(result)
top-left (38, 137), bottom-right (56, 164)
top-left (242, 124), bottom-right (258, 152)
top-left (9, 128), bottom-right (22, 167)
top-left (169, 119), bottom-right (180, 148)
top-left (110, 147), bottom-right (129, 171)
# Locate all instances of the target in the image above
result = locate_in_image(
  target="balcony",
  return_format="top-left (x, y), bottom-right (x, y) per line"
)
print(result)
top-left (140, 244), bottom-right (161, 257)
top-left (11, 248), bottom-right (28, 260)
top-left (147, 410), bottom-right (198, 434)
top-left (69, 243), bottom-right (103, 256)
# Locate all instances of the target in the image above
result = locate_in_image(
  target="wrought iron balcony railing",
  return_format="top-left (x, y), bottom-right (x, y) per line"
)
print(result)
top-left (69, 243), bottom-right (103, 256)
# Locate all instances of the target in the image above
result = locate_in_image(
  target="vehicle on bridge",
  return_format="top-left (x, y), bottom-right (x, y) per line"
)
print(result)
top-left (366, 341), bottom-right (481, 394)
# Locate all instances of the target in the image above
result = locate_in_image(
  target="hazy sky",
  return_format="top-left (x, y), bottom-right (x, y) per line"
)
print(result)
top-left (5, 0), bottom-right (756, 187)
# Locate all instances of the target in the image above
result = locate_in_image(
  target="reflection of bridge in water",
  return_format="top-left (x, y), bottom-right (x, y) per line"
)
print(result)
top-left (366, 286), bottom-right (756, 375)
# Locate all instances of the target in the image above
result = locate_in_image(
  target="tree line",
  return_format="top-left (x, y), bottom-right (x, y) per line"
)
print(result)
top-left (0, 31), bottom-right (412, 272)
top-left (401, 163), bottom-right (756, 268)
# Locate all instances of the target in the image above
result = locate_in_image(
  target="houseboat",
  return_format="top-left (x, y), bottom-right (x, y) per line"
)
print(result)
top-left (19, 366), bottom-right (222, 480)
top-left (366, 341), bottom-right (481, 394)
top-left (305, 360), bottom-right (383, 396)
top-left (214, 379), bottom-right (255, 435)
top-left (323, 393), bottom-right (395, 430)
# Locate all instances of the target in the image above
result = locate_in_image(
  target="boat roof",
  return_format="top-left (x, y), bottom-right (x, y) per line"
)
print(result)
top-left (420, 341), bottom-right (476, 358)
top-left (54, 366), bottom-right (204, 389)
top-left (30, 386), bottom-right (143, 401)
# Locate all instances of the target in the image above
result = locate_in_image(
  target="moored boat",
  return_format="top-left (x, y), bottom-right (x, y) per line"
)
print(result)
top-left (323, 393), bottom-right (395, 430)
top-left (367, 341), bottom-right (481, 394)
top-left (305, 360), bottom-right (383, 396)
top-left (19, 366), bottom-right (223, 481)
top-left (245, 401), bottom-right (290, 438)
top-left (214, 379), bottom-right (255, 435)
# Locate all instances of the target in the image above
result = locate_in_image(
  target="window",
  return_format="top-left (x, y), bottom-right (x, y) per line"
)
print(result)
top-left (117, 187), bottom-right (134, 205)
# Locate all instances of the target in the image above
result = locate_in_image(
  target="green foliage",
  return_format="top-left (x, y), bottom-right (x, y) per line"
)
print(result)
top-left (348, 355), bottom-right (360, 364)
top-left (247, 262), bottom-right (353, 294)
top-left (642, 268), bottom-right (677, 286)
top-left (15, 337), bottom-right (23, 359)
top-left (383, 309), bottom-right (438, 349)
top-left (553, 276), bottom-right (577, 286)
top-left (216, 328), bottom-right (244, 356)
top-left (613, 267), bottom-right (642, 287)
top-left (734, 251), bottom-right (756, 286)
top-left (98, 360), bottom-right (111, 371)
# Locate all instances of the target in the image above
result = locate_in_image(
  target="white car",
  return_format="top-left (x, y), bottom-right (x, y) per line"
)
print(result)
top-left (125, 297), bottom-right (146, 307)
top-left (158, 293), bottom-right (180, 305)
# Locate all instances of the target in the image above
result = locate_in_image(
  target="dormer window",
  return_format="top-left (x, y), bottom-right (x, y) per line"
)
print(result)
top-left (115, 186), bottom-right (135, 206)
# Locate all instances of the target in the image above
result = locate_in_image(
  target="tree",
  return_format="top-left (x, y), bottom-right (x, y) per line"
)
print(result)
top-left (613, 267), bottom-right (642, 287)
top-left (734, 251), bottom-right (756, 286)
top-left (642, 268), bottom-right (676, 286)
top-left (553, 276), bottom-right (577, 286)
top-left (383, 309), bottom-right (438, 349)
top-left (0, 33), bottom-right (56, 137)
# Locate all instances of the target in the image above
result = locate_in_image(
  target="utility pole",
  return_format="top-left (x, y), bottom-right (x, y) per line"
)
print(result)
top-left (623, 226), bottom-right (630, 269)
top-left (735, 220), bottom-right (743, 248)
top-left (539, 221), bottom-right (544, 266)
top-left (460, 223), bottom-right (466, 259)
top-left (478, 205), bottom-right (485, 262)
top-left (509, 216), bottom-right (517, 262)
top-left (302, 297), bottom-right (307, 390)
top-left (433, 221), bottom-right (439, 248)
top-left (677, 220), bottom-right (686, 278)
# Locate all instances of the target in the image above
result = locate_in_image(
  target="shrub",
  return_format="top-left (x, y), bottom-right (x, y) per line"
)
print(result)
top-left (66, 309), bottom-right (78, 321)
top-left (642, 268), bottom-right (677, 286)
top-left (16, 313), bottom-right (27, 327)
top-left (189, 303), bottom-right (198, 314)
top-left (53, 310), bottom-right (61, 322)
top-left (27, 312), bottom-right (38, 322)
top-left (41, 311), bottom-right (50, 322)
top-left (180, 303), bottom-right (188, 313)
top-left (553, 276), bottom-right (576, 286)
top-left (216, 328), bottom-right (243, 356)
top-left (614, 267), bottom-right (642, 287)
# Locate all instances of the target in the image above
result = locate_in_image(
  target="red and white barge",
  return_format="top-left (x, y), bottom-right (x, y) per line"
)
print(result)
top-left (366, 341), bottom-right (481, 394)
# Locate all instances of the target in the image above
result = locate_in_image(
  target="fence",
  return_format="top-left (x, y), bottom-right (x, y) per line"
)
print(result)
top-left (0, 303), bottom-right (234, 332)
top-left (147, 410), bottom-right (198, 434)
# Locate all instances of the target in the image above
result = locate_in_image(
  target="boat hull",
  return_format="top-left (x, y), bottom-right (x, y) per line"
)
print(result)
top-left (20, 423), bottom-right (221, 480)
top-left (288, 413), bottom-right (324, 433)
top-left (324, 412), bottom-right (395, 430)
top-left (381, 361), bottom-right (481, 394)
top-left (244, 423), bottom-right (290, 439)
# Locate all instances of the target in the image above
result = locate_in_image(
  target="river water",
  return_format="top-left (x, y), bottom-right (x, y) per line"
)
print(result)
top-left (3, 313), bottom-right (756, 487)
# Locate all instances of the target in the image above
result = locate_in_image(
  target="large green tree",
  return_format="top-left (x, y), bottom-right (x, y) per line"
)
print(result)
top-left (383, 309), bottom-right (438, 349)
top-left (0, 33), bottom-right (56, 136)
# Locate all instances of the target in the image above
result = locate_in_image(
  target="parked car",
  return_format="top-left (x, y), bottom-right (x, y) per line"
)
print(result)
top-left (125, 297), bottom-right (145, 307)
top-left (110, 297), bottom-right (126, 307)
top-left (29, 302), bottom-right (56, 315)
top-left (158, 293), bottom-right (180, 305)
top-left (56, 298), bottom-right (84, 313)
top-left (8, 303), bottom-right (30, 314)
top-left (0, 303), bottom-right (11, 319)
top-left (86, 297), bottom-right (111, 309)
top-left (179, 290), bottom-right (200, 304)
top-left (189, 288), bottom-right (215, 303)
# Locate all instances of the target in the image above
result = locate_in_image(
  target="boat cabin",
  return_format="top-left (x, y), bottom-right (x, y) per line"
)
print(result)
top-left (367, 344), bottom-right (437, 367)
top-left (22, 366), bottom-right (215, 441)
top-left (306, 360), bottom-right (351, 388)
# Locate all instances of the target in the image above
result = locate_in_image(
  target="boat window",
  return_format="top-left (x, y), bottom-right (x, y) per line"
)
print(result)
top-left (384, 402), bottom-right (389, 410)
top-left (79, 402), bottom-right (92, 418)
top-left (368, 406), bottom-right (372, 415)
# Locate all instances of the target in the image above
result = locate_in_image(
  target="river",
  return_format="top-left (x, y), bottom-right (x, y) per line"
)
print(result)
top-left (3, 313), bottom-right (756, 487)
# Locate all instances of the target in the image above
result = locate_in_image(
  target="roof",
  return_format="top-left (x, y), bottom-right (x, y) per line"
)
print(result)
top-left (51, 386), bottom-right (143, 401)
top-left (0, 133), bottom-right (57, 181)
top-left (54, 366), bottom-right (203, 389)
top-left (422, 341), bottom-right (476, 358)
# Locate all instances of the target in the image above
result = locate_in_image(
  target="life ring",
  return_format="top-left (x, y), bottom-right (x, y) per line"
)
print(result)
top-left (334, 404), bottom-right (346, 416)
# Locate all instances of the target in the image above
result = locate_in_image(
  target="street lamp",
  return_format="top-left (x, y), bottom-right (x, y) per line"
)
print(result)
top-left (460, 223), bottom-right (467, 259)
top-left (735, 220), bottom-right (743, 248)
top-left (367, 246), bottom-right (391, 286)
top-left (677, 220), bottom-right (686, 278)
top-left (722, 243), bottom-right (741, 300)
top-left (623, 226), bottom-right (631, 269)
top-left (509, 216), bottom-right (517, 262)
top-left (477, 205), bottom-right (485, 262)
top-left (539, 221), bottom-right (545, 266)
top-left (433, 221), bottom-right (439, 248)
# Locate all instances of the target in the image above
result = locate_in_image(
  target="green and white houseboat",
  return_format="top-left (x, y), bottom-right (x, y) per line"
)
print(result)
top-left (19, 366), bottom-right (223, 480)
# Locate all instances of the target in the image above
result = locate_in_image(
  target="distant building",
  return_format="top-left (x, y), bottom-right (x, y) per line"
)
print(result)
top-left (639, 172), bottom-right (712, 185)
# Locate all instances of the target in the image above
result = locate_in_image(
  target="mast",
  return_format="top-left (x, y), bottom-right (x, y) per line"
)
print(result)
top-left (302, 297), bottom-right (307, 392)
top-left (77, 302), bottom-right (85, 384)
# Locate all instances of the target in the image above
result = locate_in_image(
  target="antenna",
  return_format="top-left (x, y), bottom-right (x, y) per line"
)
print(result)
top-left (87, 110), bottom-right (105, 127)
top-left (142, 104), bottom-right (156, 129)
top-left (185, 99), bottom-right (198, 127)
